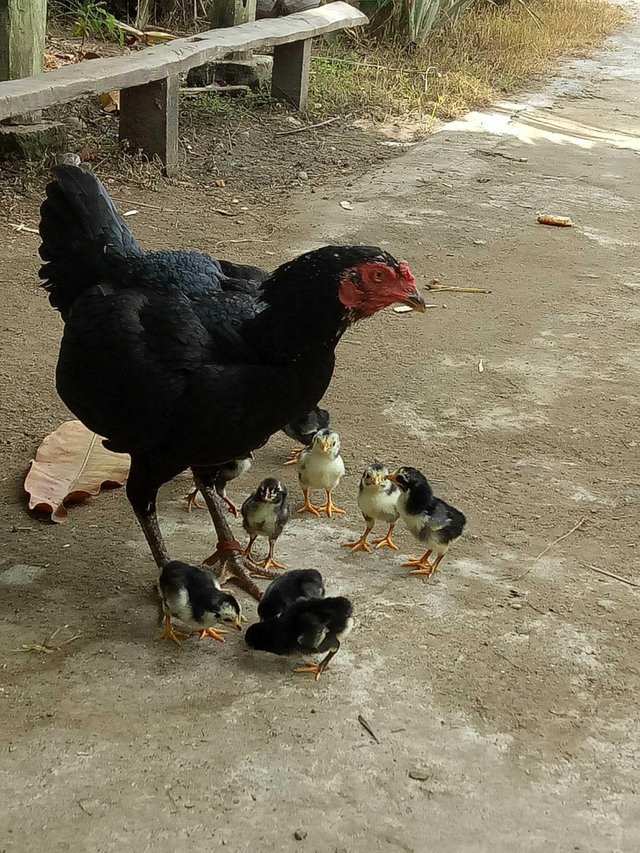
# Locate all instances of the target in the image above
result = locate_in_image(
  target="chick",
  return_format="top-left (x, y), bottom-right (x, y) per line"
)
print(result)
top-left (257, 568), bottom-right (325, 621)
top-left (156, 560), bottom-right (243, 645)
top-left (342, 461), bottom-right (400, 553)
top-left (388, 467), bottom-right (466, 576)
top-left (241, 477), bottom-right (290, 570)
top-left (282, 406), bottom-right (331, 466)
top-left (297, 428), bottom-right (346, 517)
top-left (246, 576), bottom-right (354, 681)
top-left (186, 453), bottom-right (253, 516)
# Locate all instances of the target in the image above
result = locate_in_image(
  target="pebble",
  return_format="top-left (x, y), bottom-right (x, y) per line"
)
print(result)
top-left (294, 830), bottom-right (307, 841)
top-left (297, 170), bottom-right (308, 181)
top-left (596, 599), bottom-right (616, 612)
top-left (504, 531), bottom-right (530, 546)
top-left (509, 601), bottom-right (523, 610)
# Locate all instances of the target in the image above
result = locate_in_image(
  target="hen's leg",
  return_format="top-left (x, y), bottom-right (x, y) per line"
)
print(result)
top-left (127, 460), bottom-right (171, 569)
top-left (373, 523), bottom-right (399, 551)
top-left (193, 469), bottom-right (277, 601)
top-left (342, 518), bottom-right (374, 553)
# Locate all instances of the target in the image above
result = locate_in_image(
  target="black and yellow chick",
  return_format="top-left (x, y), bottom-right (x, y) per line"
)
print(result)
top-left (257, 568), bottom-right (325, 621)
top-left (388, 467), bottom-right (466, 576)
top-left (156, 560), bottom-right (243, 646)
top-left (245, 571), bottom-right (354, 681)
top-left (241, 478), bottom-right (290, 571)
top-left (282, 406), bottom-right (331, 466)
top-left (186, 453), bottom-right (253, 517)
top-left (342, 461), bottom-right (400, 553)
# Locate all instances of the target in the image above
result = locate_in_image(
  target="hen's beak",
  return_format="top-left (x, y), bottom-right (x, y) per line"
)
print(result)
top-left (401, 289), bottom-right (427, 313)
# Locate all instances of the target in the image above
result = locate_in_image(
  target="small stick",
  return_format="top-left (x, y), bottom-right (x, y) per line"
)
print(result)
top-left (275, 117), bottom-right (339, 137)
top-left (515, 518), bottom-right (585, 580)
top-left (425, 284), bottom-right (491, 294)
top-left (357, 714), bottom-right (380, 744)
top-left (180, 85), bottom-right (250, 95)
top-left (586, 565), bottom-right (640, 589)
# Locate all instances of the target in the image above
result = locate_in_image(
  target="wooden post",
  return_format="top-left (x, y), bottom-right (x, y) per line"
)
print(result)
top-left (272, 39), bottom-right (311, 110)
top-left (119, 76), bottom-right (179, 177)
top-left (210, 0), bottom-right (257, 60)
top-left (0, 0), bottom-right (47, 123)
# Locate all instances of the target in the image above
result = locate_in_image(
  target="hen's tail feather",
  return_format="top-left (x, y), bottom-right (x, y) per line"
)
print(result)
top-left (38, 165), bottom-right (142, 317)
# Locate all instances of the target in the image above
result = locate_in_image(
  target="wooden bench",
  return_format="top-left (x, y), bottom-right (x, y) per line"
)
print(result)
top-left (0, 2), bottom-right (367, 175)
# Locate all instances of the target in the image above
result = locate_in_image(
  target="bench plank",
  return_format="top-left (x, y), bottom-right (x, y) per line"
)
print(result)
top-left (0, 2), bottom-right (367, 120)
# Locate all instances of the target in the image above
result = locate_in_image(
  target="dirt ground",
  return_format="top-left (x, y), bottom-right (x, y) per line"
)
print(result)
top-left (1, 7), bottom-right (640, 852)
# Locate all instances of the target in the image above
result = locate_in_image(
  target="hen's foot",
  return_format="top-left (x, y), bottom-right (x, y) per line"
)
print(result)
top-left (193, 627), bottom-right (227, 643)
top-left (284, 447), bottom-right (303, 467)
top-left (155, 616), bottom-right (189, 646)
top-left (221, 495), bottom-right (240, 517)
top-left (185, 488), bottom-right (205, 512)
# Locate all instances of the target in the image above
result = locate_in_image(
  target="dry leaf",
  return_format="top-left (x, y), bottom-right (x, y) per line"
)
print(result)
top-left (537, 214), bottom-right (573, 227)
top-left (98, 91), bottom-right (120, 114)
top-left (24, 420), bottom-right (130, 523)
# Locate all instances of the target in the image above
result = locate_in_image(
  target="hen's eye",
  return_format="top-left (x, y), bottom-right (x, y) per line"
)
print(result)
top-left (372, 270), bottom-right (384, 283)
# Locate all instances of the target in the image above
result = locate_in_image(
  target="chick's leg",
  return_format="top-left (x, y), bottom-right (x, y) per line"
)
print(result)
top-left (258, 539), bottom-right (286, 571)
top-left (317, 490), bottom-right (346, 518)
top-left (410, 553), bottom-right (443, 577)
top-left (373, 523), bottom-right (400, 551)
top-left (294, 646), bottom-right (339, 682)
top-left (155, 613), bottom-right (189, 646)
top-left (243, 536), bottom-right (257, 560)
top-left (342, 518), bottom-right (374, 553)
top-left (297, 488), bottom-right (321, 516)
top-left (185, 487), bottom-right (205, 512)
top-left (193, 470), bottom-right (277, 602)
top-left (216, 485), bottom-right (240, 518)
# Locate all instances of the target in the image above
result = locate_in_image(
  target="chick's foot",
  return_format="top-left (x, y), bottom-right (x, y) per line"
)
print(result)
top-left (317, 491), bottom-right (346, 518)
top-left (341, 534), bottom-right (372, 554)
top-left (193, 627), bottom-right (227, 643)
top-left (373, 525), bottom-right (399, 552)
top-left (185, 488), bottom-right (205, 512)
top-left (155, 615), bottom-right (189, 646)
top-left (297, 489), bottom-right (321, 516)
top-left (284, 447), bottom-right (303, 467)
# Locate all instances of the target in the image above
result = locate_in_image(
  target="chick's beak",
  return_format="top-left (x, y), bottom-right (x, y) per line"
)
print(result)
top-left (234, 619), bottom-right (243, 632)
top-left (401, 288), bottom-right (427, 313)
top-left (387, 472), bottom-right (399, 484)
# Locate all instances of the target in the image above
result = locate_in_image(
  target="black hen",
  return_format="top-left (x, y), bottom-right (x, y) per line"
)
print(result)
top-left (38, 166), bottom-right (425, 596)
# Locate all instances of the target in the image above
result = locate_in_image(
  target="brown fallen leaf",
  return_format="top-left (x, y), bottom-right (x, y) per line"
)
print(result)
top-left (98, 91), bottom-right (120, 114)
top-left (24, 420), bottom-right (130, 523)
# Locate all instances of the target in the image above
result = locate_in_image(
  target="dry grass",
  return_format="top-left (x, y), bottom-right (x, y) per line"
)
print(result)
top-left (309, 0), bottom-right (626, 127)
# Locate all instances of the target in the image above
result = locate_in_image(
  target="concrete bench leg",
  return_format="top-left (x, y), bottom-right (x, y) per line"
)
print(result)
top-left (271, 38), bottom-right (311, 110)
top-left (119, 76), bottom-right (179, 176)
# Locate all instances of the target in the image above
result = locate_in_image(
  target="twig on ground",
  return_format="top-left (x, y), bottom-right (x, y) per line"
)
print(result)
top-left (275, 117), bottom-right (340, 136)
top-left (586, 564), bottom-right (640, 589)
top-left (425, 283), bottom-right (491, 294)
top-left (357, 714), bottom-right (380, 743)
top-left (515, 517), bottom-right (586, 580)
top-left (180, 85), bottom-right (250, 95)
